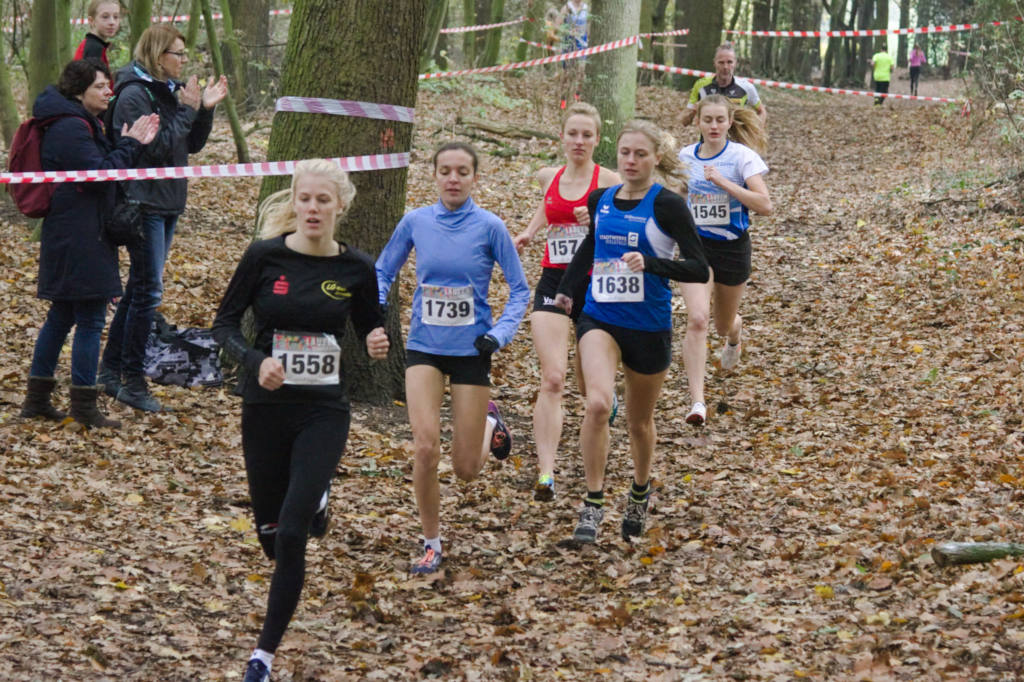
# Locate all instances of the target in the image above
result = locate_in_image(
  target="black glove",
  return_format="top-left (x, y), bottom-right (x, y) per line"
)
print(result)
top-left (474, 333), bottom-right (499, 356)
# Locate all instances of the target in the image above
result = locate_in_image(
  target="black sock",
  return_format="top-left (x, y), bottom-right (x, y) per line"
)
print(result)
top-left (630, 479), bottom-right (651, 504)
top-left (583, 490), bottom-right (604, 508)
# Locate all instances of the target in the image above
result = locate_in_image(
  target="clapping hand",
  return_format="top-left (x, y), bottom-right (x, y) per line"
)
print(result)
top-left (121, 113), bottom-right (160, 144)
top-left (202, 75), bottom-right (229, 109)
top-left (179, 75), bottom-right (201, 110)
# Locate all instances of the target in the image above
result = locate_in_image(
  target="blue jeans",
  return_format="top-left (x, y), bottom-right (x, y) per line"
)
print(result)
top-left (102, 213), bottom-right (178, 376)
top-left (29, 299), bottom-right (107, 386)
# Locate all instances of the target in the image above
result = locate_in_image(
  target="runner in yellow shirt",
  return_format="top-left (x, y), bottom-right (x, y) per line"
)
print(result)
top-left (870, 47), bottom-right (894, 106)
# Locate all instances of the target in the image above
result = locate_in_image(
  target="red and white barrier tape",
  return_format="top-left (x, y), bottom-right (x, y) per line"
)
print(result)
top-left (518, 38), bottom-right (558, 53)
top-left (726, 16), bottom-right (1022, 38)
top-left (441, 16), bottom-right (526, 34)
top-left (421, 35), bottom-right (639, 79)
top-left (2, 7), bottom-right (294, 30)
top-left (640, 28), bottom-right (690, 37)
top-left (275, 97), bottom-right (415, 123)
top-left (652, 42), bottom-right (688, 48)
top-left (0, 153), bottom-right (409, 186)
top-left (636, 62), bottom-right (963, 103)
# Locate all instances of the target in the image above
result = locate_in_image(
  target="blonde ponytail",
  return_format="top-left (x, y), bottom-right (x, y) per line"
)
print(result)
top-left (617, 119), bottom-right (688, 194)
top-left (695, 94), bottom-right (768, 156)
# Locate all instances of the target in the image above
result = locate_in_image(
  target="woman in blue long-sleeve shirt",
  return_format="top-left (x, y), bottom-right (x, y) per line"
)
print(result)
top-left (376, 142), bottom-right (530, 574)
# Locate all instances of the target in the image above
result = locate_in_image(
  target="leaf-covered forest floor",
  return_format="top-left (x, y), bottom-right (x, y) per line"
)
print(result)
top-left (2, 74), bottom-right (1024, 681)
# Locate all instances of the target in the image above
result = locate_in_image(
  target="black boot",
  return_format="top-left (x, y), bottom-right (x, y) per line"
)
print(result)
top-left (115, 373), bottom-right (162, 412)
top-left (96, 364), bottom-right (122, 398)
top-left (69, 386), bottom-right (121, 429)
top-left (20, 376), bottom-right (66, 421)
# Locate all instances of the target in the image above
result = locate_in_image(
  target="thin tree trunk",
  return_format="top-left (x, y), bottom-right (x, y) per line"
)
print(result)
top-left (185, 0), bottom-right (201, 52)
top-left (421, 0), bottom-right (447, 71)
top-left (478, 0), bottom-right (503, 67)
top-left (896, 0), bottom-right (909, 67)
top-left (514, 0), bottom-right (545, 61)
top-left (581, 0), bottom-right (640, 167)
top-left (56, 0), bottom-right (72, 65)
top-left (462, 0), bottom-right (475, 66)
top-left (650, 0), bottom-right (669, 76)
top-left (727, 0), bottom-right (745, 31)
top-left (199, 0), bottom-right (249, 162)
top-left (638, 0), bottom-right (654, 84)
top-left (216, 0), bottom-right (247, 109)
top-left (129, 0), bottom-right (153, 57)
top-left (822, 0), bottom-right (847, 87)
top-left (28, 0), bottom-right (58, 103)
top-left (677, 0), bottom-right (723, 92)
top-left (227, 0), bottom-right (270, 108)
top-left (262, 0), bottom-right (426, 402)
top-left (0, 53), bottom-right (20, 146)
top-left (751, 0), bottom-right (770, 75)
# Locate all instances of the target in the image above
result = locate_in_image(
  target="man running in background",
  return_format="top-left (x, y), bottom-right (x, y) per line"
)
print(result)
top-left (681, 43), bottom-right (767, 127)
top-left (870, 44), bottom-right (894, 106)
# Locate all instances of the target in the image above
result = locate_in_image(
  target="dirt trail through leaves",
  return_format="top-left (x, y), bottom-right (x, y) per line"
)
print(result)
top-left (1, 80), bottom-right (1023, 681)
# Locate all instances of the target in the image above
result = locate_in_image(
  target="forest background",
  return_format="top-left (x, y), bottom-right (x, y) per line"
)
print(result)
top-left (1, 0), bottom-right (1024, 680)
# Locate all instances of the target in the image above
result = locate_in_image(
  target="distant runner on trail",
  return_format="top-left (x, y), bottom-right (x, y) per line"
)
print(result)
top-left (909, 43), bottom-right (926, 97)
top-left (512, 102), bottom-right (621, 503)
top-left (375, 142), bottom-right (530, 575)
top-left (870, 45), bottom-right (895, 105)
top-left (554, 120), bottom-right (708, 544)
top-left (681, 43), bottom-right (766, 127)
top-left (212, 160), bottom-right (389, 682)
top-left (677, 94), bottom-right (772, 427)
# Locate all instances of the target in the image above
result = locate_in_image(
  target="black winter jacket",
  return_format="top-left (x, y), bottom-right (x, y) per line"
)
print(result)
top-left (34, 86), bottom-right (143, 301)
top-left (110, 61), bottom-right (215, 215)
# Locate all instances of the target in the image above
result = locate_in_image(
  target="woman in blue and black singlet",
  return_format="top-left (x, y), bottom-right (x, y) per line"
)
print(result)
top-left (677, 94), bottom-right (772, 427)
top-left (555, 120), bottom-right (709, 544)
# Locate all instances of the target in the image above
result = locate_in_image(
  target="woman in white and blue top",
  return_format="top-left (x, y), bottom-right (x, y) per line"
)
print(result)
top-left (555, 120), bottom-right (708, 545)
top-left (677, 94), bottom-right (772, 426)
top-left (376, 142), bottom-right (529, 575)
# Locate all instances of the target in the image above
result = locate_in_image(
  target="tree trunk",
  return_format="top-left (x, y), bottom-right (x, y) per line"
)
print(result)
top-left (462, 0), bottom-right (475, 66)
top-left (782, 0), bottom-right (819, 82)
top-left (185, 0), bottom-right (202, 52)
top-left (857, 0), bottom-right (873, 85)
top-left (199, 0), bottom-right (249, 163)
top-left (262, 0), bottom-right (425, 403)
top-left (0, 54), bottom-right (20, 147)
top-left (478, 0), bottom-right (503, 67)
top-left (896, 0), bottom-right (909, 67)
top-left (751, 0), bottom-right (771, 76)
top-left (215, 0), bottom-right (248, 109)
top-left (28, 0), bottom-right (58, 103)
top-left (129, 0), bottom-right (153, 57)
top-left (727, 0), bottom-right (746, 31)
top-left (56, 0), bottom-right (72, 65)
top-left (421, 0), bottom-right (447, 71)
top-left (226, 0), bottom-right (270, 110)
top-left (581, 0), bottom-right (640, 167)
top-left (514, 0), bottom-right (545, 61)
top-left (932, 542), bottom-right (1024, 567)
top-left (822, 0), bottom-right (847, 87)
top-left (649, 0), bottom-right (669, 79)
top-left (676, 0), bottom-right (723, 93)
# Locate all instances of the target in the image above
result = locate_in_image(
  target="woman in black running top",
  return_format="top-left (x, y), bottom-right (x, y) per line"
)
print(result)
top-left (212, 159), bottom-right (389, 682)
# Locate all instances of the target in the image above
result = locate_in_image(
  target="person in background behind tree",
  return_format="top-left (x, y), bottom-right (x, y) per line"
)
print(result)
top-left (681, 43), bottom-right (767, 127)
top-left (909, 43), bottom-right (926, 97)
top-left (212, 159), bottom-right (388, 682)
top-left (73, 0), bottom-right (121, 69)
top-left (19, 59), bottom-right (158, 429)
top-left (97, 24), bottom-right (227, 413)
top-left (870, 44), bottom-right (894, 106)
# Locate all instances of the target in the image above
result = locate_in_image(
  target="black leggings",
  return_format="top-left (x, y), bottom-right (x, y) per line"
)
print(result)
top-left (241, 402), bottom-right (350, 653)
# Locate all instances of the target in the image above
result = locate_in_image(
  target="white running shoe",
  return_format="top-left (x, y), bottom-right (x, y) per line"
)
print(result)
top-left (720, 340), bottom-right (742, 370)
top-left (685, 401), bottom-right (707, 426)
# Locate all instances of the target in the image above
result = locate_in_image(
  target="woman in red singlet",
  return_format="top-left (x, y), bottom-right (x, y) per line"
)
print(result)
top-left (513, 102), bottom-right (620, 501)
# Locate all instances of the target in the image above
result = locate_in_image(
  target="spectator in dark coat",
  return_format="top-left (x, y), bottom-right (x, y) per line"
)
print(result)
top-left (98, 24), bottom-right (228, 412)
top-left (20, 59), bottom-right (159, 428)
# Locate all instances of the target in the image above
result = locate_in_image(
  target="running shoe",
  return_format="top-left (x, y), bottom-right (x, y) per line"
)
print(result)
top-left (720, 340), bottom-right (742, 370)
top-left (309, 489), bottom-right (329, 538)
top-left (488, 401), bottom-right (512, 460)
top-left (411, 546), bottom-right (443, 574)
top-left (621, 495), bottom-right (649, 540)
top-left (573, 505), bottom-right (605, 543)
top-left (534, 474), bottom-right (555, 502)
top-left (608, 393), bottom-right (619, 426)
top-left (685, 401), bottom-right (707, 426)
top-left (243, 658), bottom-right (270, 682)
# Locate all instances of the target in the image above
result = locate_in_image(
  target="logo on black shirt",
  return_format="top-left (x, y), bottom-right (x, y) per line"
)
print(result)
top-left (321, 280), bottom-right (351, 300)
top-left (273, 276), bottom-right (289, 295)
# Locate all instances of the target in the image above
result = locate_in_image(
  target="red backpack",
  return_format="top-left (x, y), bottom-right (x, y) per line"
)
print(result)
top-left (5, 115), bottom-right (88, 218)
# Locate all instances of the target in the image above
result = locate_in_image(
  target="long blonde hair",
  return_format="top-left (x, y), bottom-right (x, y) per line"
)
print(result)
top-left (134, 24), bottom-right (185, 80)
top-left (617, 119), bottom-right (688, 194)
top-left (257, 159), bottom-right (357, 239)
top-left (695, 94), bottom-right (768, 156)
